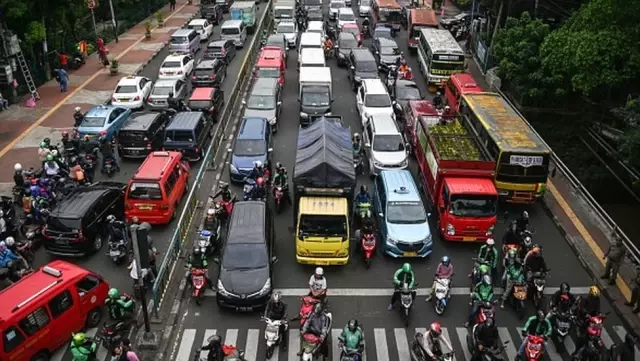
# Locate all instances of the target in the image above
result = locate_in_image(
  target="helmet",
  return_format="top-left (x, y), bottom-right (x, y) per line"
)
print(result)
top-left (278, 167), bottom-right (285, 174)
top-left (0, 241), bottom-right (5, 251)
top-left (589, 285), bottom-right (600, 297)
top-left (444, 105), bottom-right (451, 111)
top-left (46, 155), bottom-right (54, 161)
top-left (40, 141), bottom-right (47, 148)
top-left (313, 303), bottom-right (323, 314)
top-left (74, 107), bottom-right (81, 112)
top-left (353, 133), bottom-right (360, 139)
top-left (44, 137), bottom-right (51, 144)
top-left (219, 182), bottom-right (229, 190)
top-left (441, 256), bottom-right (450, 266)
top-left (560, 282), bottom-right (570, 294)
top-left (486, 238), bottom-right (495, 246)
top-left (531, 247), bottom-right (540, 255)
top-left (51, 150), bottom-right (59, 157)
top-left (401, 263), bottom-right (412, 273)
top-left (275, 162), bottom-right (282, 169)
top-left (536, 310), bottom-right (545, 320)
top-left (482, 274), bottom-right (491, 285)
top-left (271, 291), bottom-right (282, 303)
top-left (360, 185), bottom-right (368, 193)
top-left (436, 91), bottom-right (441, 96)
top-left (256, 177), bottom-right (264, 186)
top-left (168, 92), bottom-right (174, 97)
top-left (429, 322), bottom-right (442, 337)
top-left (108, 288), bottom-right (120, 299)
top-left (523, 236), bottom-right (532, 246)
top-left (209, 334), bottom-right (222, 346)
top-left (254, 160), bottom-right (263, 168)
top-left (348, 319), bottom-right (358, 331)
top-left (72, 332), bottom-right (86, 345)
top-left (207, 208), bottom-right (215, 216)
top-left (61, 131), bottom-right (69, 138)
top-left (315, 267), bottom-right (324, 277)
top-left (106, 215), bottom-right (116, 223)
top-left (522, 211), bottom-right (529, 219)
top-left (507, 248), bottom-right (517, 259)
top-left (193, 247), bottom-right (201, 256)
top-left (14, 163), bottom-right (22, 172)
top-left (84, 135), bottom-right (91, 141)
top-left (484, 317), bottom-right (494, 328)
top-left (5, 237), bottom-right (14, 247)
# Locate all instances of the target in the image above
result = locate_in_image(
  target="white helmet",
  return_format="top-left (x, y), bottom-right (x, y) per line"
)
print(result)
top-left (486, 238), bottom-right (495, 246)
top-left (4, 237), bottom-right (14, 247)
top-left (315, 267), bottom-right (324, 276)
top-left (207, 208), bottom-right (215, 216)
top-left (74, 107), bottom-right (81, 112)
top-left (14, 163), bottom-right (22, 172)
top-left (254, 160), bottom-right (263, 168)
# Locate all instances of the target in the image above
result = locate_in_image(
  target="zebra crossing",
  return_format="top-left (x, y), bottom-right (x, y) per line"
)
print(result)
top-left (173, 325), bottom-right (640, 361)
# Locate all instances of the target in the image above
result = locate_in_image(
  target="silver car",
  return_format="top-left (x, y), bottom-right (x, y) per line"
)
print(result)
top-left (275, 20), bottom-right (298, 48)
top-left (147, 79), bottom-right (188, 109)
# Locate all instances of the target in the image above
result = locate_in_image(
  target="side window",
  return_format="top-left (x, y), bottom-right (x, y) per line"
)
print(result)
top-left (172, 166), bottom-right (182, 181)
top-left (165, 171), bottom-right (177, 196)
top-left (195, 119), bottom-right (205, 137)
top-left (49, 290), bottom-right (74, 318)
top-left (3, 327), bottom-right (25, 353)
top-left (18, 307), bottom-right (51, 337)
top-left (365, 122), bottom-right (373, 143)
top-left (376, 179), bottom-right (386, 205)
top-left (358, 87), bottom-right (365, 101)
top-left (76, 275), bottom-right (100, 295)
top-left (108, 110), bottom-right (119, 123)
top-left (441, 184), bottom-right (449, 206)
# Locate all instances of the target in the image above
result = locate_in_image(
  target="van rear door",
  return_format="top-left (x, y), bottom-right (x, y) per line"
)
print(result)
top-left (125, 181), bottom-right (165, 217)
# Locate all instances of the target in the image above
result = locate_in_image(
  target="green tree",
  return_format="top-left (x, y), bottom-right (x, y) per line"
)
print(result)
top-left (615, 100), bottom-right (640, 170)
top-left (492, 12), bottom-right (561, 99)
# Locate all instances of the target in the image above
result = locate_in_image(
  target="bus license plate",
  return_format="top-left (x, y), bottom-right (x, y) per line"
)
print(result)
top-left (404, 252), bottom-right (417, 257)
top-left (463, 237), bottom-right (476, 241)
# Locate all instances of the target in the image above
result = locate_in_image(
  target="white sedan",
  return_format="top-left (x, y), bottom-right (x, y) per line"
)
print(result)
top-left (111, 76), bottom-right (152, 109)
top-left (188, 19), bottom-right (214, 41)
top-left (158, 54), bottom-right (195, 81)
top-left (338, 7), bottom-right (357, 29)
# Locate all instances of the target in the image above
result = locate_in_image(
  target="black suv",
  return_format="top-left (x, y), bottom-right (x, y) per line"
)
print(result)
top-left (347, 48), bottom-right (379, 91)
top-left (118, 111), bottom-right (172, 158)
top-left (205, 40), bottom-right (237, 64)
top-left (192, 59), bottom-right (227, 87)
top-left (163, 111), bottom-right (213, 161)
top-left (43, 182), bottom-right (126, 257)
top-left (201, 3), bottom-right (223, 24)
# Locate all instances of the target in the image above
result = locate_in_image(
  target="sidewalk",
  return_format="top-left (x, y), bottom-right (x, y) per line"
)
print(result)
top-left (0, 1), bottom-right (200, 194)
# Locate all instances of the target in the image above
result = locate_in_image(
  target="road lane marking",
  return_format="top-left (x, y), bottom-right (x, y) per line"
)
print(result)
top-left (497, 327), bottom-right (517, 361)
top-left (0, 2), bottom-right (190, 159)
top-left (245, 329), bottom-right (260, 361)
top-left (563, 333), bottom-right (576, 355)
top-left (440, 327), bottom-right (457, 361)
top-left (455, 327), bottom-right (471, 361)
top-left (601, 328), bottom-right (614, 349)
top-left (176, 328), bottom-right (197, 361)
top-left (288, 327), bottom-right (300, 361)
top-left (373, 328), bottom-right (389, 361)
top-left (200, 329), bottom-right (217, 359)
top-left (394, 328), bottom-right (411, 361)
top-left (613, 325), bottom-right (640, 359)
top-left (225, 328), bottom-right (239, 346)
top-left (332, 328), bottom-right (342, 361)
top-left (547, 181), bottom-right (632, 301)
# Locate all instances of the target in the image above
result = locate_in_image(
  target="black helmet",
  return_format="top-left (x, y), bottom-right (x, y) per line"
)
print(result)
top-left (484, 317), bottom-right (494, 328)
top-left (348, 319), bottom-right (358, 331)
top-left (209, 334), bottom-right (222, 346)
top-left (360, 185), bottom-right (367, 193)
top-left (536, 310), bottom-right (545, 320)
top-left (193, 247), bottom-right (201, 256)
top-left (219, 182), bottom-right (229, 190)
top-left (168, 92), bottom-right (174, 97)
top-left (560, 282), bottom-right (570, 294)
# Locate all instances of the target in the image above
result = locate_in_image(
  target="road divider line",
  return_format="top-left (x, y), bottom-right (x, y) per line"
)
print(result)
top-left (547, 181), bottom-right (632, 301)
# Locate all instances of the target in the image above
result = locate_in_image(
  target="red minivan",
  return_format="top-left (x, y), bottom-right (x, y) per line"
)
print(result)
top-left (125, 151), bottom-right (190, 224)
top-left (254, 48), bottom-right (286, 86)
top-left (444, 73), bottom-right (483, 111)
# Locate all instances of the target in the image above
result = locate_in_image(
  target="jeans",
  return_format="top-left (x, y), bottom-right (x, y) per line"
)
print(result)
top-left (468, 301), bottom-right (480, 324)
top-left (60, 80), bottom-right (68, 92)
top-left (0, 99), bottom-right (8, 110)
top-left (502, 279), bottom-right (517, 301)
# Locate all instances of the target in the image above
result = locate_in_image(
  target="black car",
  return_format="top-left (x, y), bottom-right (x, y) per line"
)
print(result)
top-left (335, 32), bottom-right (358, 66)
top-left (214, 201), bottom-right (277, 311)
top-left (371, 37), bottom-right (401, 72)
top-left (118, 111), bottom-right (172, 158)
top-left (306, 7), bottom-right (323, 22)
top-left (200, 3), bottom-right (224, 24)
top-left (391, 80), bottom-right (423, 118)
top-left (347, 48), bottom-right (379, 91)
top-left (192, 59), bottom-right (227, 88)
top-left (163, 111), bottom-right (213, 161)
top-left (43, 182), bottom-right (125, 257)
top-left (204, 40), bottom-right (237, 64)
top-left (440, 12), bottom-right (476, 29)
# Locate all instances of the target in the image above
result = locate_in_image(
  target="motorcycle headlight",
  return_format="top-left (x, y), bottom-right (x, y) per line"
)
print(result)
top-left (259, 278), bottom-right (272, 295)
top-left (446, 223), bottom-right (455, 236)
top-left (354, 76), bottom-right (361, 82)
top-left (486, 225), bottom-right (495, 236)
top-left (374, 161), bottom-right (383, 167)
top-left (217, 280), bottom-right (232, 296)
top-left (26, 231), bottom-right (35, 239)
top-left (229, 164), bottom-right (239, 174)
top-left (300, 112), bottom-right (308, 118)
top-left (269, 117), bottom-right (277, 125)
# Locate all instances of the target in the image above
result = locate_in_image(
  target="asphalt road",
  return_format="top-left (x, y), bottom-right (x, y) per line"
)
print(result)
top-left (31, 3), bottom-right (268, 295)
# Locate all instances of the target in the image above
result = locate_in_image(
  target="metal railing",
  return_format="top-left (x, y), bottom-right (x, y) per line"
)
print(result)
top-left (495, 88), bottom-right (640, 265)
top-left (151, 4), bottom-right (274, 316)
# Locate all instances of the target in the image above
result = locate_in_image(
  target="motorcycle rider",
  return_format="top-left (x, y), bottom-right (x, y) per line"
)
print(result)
top-left (398, 58), bottom-right (409, 74)
top-left (99, 135), bottom-right (120, 172)
top-left (466, 275), bottom-right (494, 327)
top-left (198, 334), bottom-right (224, 361)
top-left (420, 322), bottom-right (453, 360)
top-left (361, 17), bottom-right (370, 32)
top-left (249, 177), bottom-right (268, 201)
top-left (73, 107), bottom-right (85, 127)
top-left (22, 188), bottom-right (33, 215)
top-left (308, 267), bottom-right (327, 302)
top-left (433, 91), bottom-right (443, 109)
top-left (264, 291), bottom-right (289, 350)
top-left (338, 319), bottom-right (364, 360)
top-left (323, 37), bottom-right (334, 56)
top-left (577, 285), bottom-right (601, 317)
top-left (472, 317), bottom-right (499, 361)
top-left (524, 247), bottom-right (548, 281)
top-left (388, 263), bottom-right (416, 311)
top-left (187, 247), bottom-right (214, 288)
top-left (502, 221), bottom-right (520, 247)
top-left (518, 310), bottom-right (552, 357)
top-left (68, 156), bottom-right (85, 183)
top-left (355, 185), bottom-right (371, 208)
top-left (13, 163), bottom-right (24, 189)
top-left (477, 238), bottom-right (499, 282)
top-left (105, 288), bottom-right (135, 320)
top-left (500, 253), bottom-right (525, 309)
top-left (203, 208), bottom-right (219, 231)
top-left (0, 241), bottom-right (20, 269)
top-left (547, 282), bottom-right (575, 320)
top-left (352, 133), bottom-right (363, 156)
top-left (211, 182), bottom-right (234, 202)
top-left (44, 154), bottom-right (61, 177)
top-left (248, 160), bottom-right (266, 180)
top-left (167, 92), bottom-right (179, 111)
top-left (272, 167), bottom-right (291, 204)
top-left (70, 332), bottom-right (97, 361)
top-left (61, 131), bottom-right (78, 156)
top-left (38, 141), bottom-right (51, 168)
top-left (300, 303), bottom-right (330, 361)
top-left (106, 215), bottom-right (126, 243)
top-left (425, 256), bottom-right (454, 302)
top-left (516, 211), bottom-right (529, 234)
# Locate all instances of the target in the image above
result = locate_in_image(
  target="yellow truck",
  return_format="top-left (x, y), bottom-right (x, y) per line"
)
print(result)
top-left (293, 117), bottom-right (355, 266)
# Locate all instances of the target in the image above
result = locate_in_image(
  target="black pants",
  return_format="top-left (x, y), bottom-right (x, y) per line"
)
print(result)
top-left (604, 259), bottom-right (622, 280)
top-left (390, 291), bottom-right (416, 305)
top-left (629, 286), bottom-right (640, 308)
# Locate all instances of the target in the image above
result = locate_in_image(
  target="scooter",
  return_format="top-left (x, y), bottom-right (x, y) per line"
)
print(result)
top-left (340, 344), bottom-right (363, 361)
top-left (102, 158), bottom-right (117, 177)
top-left (474, 300), bottom-right (496, 325)
top-left (190, 268), bottom-right (208, 305)
top-left (433, 278), bottom-right (451, 315)
top-left (243, 179), bottom-right (256, 201)
top-left (12, 185), bottom-right (23, 204)
top-left (197, 229), bottom-right (219, 256)
top-left (552, 310), bottom-right (573, 347)
top-left (106, 227), bottom-right (128, 265)
top-left (300, 311), bottom-right (333, 361)
top-left (515, 335), bottom-right (545, 361)
top-left (358, 229), bottom-right (376, 268)
top-left (508, 280), bottom-right (527, 319)
top-left (528, 270), bottom-right (549, 309)
top-left (397, 281), bottom-right (416, 327)
top-left (353, 153), bottom-right (364, 175)
top-left (293, 295), bottom-right (321, 329)
top-left (273, 185), bottom-right (287, 214)
top-left (101, 320), bottom-right (129, 350)
top-left (410, 332), bottom-right (454, 361)
top-left (262, 317), bottom-right (287, 359)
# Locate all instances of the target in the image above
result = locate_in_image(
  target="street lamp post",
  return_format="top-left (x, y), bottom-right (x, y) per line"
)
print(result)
top-left (109, 0), bottom-right (119, 43)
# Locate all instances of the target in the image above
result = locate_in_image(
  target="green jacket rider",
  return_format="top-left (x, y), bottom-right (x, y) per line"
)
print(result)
top-left (339, 319), bottom-right (364, 352)
top-left (501, 260), bottom-right (525, 307)
top-left (272, 169), bottom-right (287, 188)
top-left (466, 275), bottom-right (494, 327)
top-left (70, 333), bottom-right (97, 361)
top-left (104, 288), bottom-right (134, 320)
top-left (188, 248), bottom-right (208, 269)
top-left (518, 310), bottom-right (552, 356)
top-left (477, 238), bottom-right (499, 270)
top-left (388, 263), bottom-right (416, 310)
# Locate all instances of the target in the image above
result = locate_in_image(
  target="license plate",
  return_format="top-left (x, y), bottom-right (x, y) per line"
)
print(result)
top-left (55, 239), bottom-right (69, 245)
top-left (237, 306), bottom-right (252, 311)
top-left (138, 205), bottom-right (153, 210)
top-left (165, 72), bottom-right (174, 75)
top-left (404, 252), bottom-right (417, 257)
top-left (110, 250), bottom-right (120, 256)
top-left (463, 237), bottom-right (476, 241)
top-left (130, 150), bottom-right (139, 154)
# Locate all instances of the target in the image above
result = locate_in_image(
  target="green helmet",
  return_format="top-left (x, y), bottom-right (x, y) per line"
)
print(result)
top-left (40, 142), bottom-right (47, 148)
top-left (72, 332), bottom-right (86, 345)
top-left (46, 154), bottom-right (53, 161)
top-left (401, 263), bottom-right (412, 273)
top-left (108, 288), bottom-right (120, 299)
top-left (479, 264), bottom-right (489, 274)
top-left (507, 249), bottom-right (517, 258)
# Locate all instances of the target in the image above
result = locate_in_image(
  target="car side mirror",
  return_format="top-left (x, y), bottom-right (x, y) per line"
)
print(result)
top-left (239, 351), bottom-right (245, 358)
top-left (376, 51), bottom-right (379, 54)
top-left (378, 212), bottom-right (384, 217)
top-left (213, 258), bottom-right (220, 264)
top-left (242, 100), bottom-right (246, 105)
top-left (268, 148), bottom-right (274, 152)
top-left (364, 142), bottom-right (370, 147)
top-left (277, 101), bottom-right (282, 106)
top-left (227, 148), bottom-right (232, 152)
top-left (271, 256), bottom-right (279, 264)
top-left (350, 66), bottom-right (355, 70)
top-left (392, 100), bottom-right (396, 105)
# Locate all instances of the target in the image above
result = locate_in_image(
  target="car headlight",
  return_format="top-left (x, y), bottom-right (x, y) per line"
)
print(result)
top-left (269, 117), bottom-right (277, 125)
top-left (229, 164), bottom-right (239, 174)
top-left (297, 247), bottom-right (309, 256)
top-left (386, 237), bottom-right (397, 245)
top-left (300, 112), bottom-right (308, 118)
top-left (374, 161), bottom-right (383, 167)
top-left (401, 159), bottom-right (408, 167)
top-left (446, 223), bottom-right (455, 236)
top-left (325, 111), bottom-right (332, 116)
top-left (258, 278), bottom-right (272, 295)
top-left (217, 280), bottom-right (232, 296)
top-left (486, 225), bottom-right (495, 236)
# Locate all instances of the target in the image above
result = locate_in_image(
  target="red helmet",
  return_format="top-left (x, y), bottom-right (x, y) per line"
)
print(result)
top-left (429, 322), bottom-right (442, 337)
top-left (61, 131), bottom-right (69, 138)
top-left (256, 177), bottom-right (264, 186)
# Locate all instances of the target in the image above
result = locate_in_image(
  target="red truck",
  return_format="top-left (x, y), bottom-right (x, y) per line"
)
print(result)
top-left (414, 116), bottom-right (499, 242)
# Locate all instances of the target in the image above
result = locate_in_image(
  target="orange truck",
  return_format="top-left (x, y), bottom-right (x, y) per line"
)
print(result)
top-left (414, 116), bottom-right (499, 242)
top-left (407, 8), bottom-right (438, 50)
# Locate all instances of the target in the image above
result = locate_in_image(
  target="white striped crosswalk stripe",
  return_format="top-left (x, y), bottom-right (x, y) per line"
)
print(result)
top-left (173, 325), bottom-right (634, 361)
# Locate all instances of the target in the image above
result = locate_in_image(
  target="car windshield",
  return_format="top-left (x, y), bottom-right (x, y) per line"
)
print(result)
top-left (81, 116), bottom-right (106, 127)
top-left (221, 27), bottom-right (240, 35)
top-left (449, 195), bottom-right (497, 217)
top-left (128, 182), bottom-right (163, 200)
top-left (207, 46), bottom-right (223, 52)
top-left (356, 61), bottom-right (377, 72)
top-left (381, 46), bottom-right (399, 55)
top-left (247, 94), bottom-right (276, 109)
top-left (307, 9), bottom-right (322, 18)
top-left (300, 215), bottom-right (347, 237)
top-left (267, 39), bottom-right (284, 48)
top-left (339, 38), bottom-right (358, 48)
top-left (222, 244), bottom-right (268, 270)
top-left (234, 139), bottom-right (267, 156)
top-left (331, 2), bottom-right (344, 8)
top-left (162, 61), bottom-right (181, 68)
top-left (374, 30), bottom-right (392, 39)
top-left (379, 9), bottom-right (402, 22)
top-left (188, 100), bottom-right (212, 109)
top-left (48, 217), bottom-right (82, 232)
top-left (187, 24), bottom-right (204, 31)
top-left (277, 23), bottom-right (295, 33)
top-left (305, 0), bottom-right (322, 5)
top-left (339, 12), bottom-right (355, 21)
top-left (344, 27), bottom-right (359, 36)
top-left (166, 130), bottom-right (194, 142)
top-left (275, 8), bottom-right (293, 18)
top-left (256, 67), bottom-right (280, 79)
top-left (115, 85), bottom-right (137, 93)
top-left (152, 86), bottom-right (174, 96)
top-left (302, 89), bottom-right (330, 106)
top-left (397, 85), bottom-right (421, 100)
top-left (171, 37), bottom-right (188, 44)
top-left (373, 134), bottom-right (405, 152)
top-left (194, 68), bottom-right (214, 76)
top-left (386, 202), bottom-right (427, 224)
top-left (364, 94), bottom-right (392, 107)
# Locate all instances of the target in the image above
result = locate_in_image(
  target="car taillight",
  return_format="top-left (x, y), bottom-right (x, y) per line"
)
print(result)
top-left (192, 76), bottom-right (197, 80)
top-left (221, 50), bottom-right (226, 56)
top-left (209, 75), bottom-right (216, 79)
top-left (161, 204), bottom-right (169, 210)
top-left (146, 97), bottom-right (152, 103)
top-left (195, 147), bottom-right (199, 153)
top-left (112, 97), bottom-right (117, 103)
top-left (177, 70), bottom-right (183, 75)
top-left (72, 230), bottom-right (84, 242)
top-left (134, 96), bottom-right (140, 101)
top-left (146, 141), bottom-right (152, 150)
top-left (125, 204), bottom-right (131, 210)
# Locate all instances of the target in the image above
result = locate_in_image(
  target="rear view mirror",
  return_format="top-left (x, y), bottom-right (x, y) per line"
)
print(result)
top-left (227, 148), bottom-right (232, 152)
top-left (213, 258), bottom-right (221, 264)
top-left (268, 148), bottom-right (274, 152)
top-left (277, 101), bottom-right (282, 106)
top-left (271, 256), bottom-right (279, 264)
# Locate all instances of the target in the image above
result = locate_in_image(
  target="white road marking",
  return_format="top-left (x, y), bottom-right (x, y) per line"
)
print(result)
top-left (394, 328), bottom-right (411, 361)
top-left (200, 329), bottom-right (217, 360)
top-left (374, 328), bottom-right (389, 361)
top-left (176, 329), bottom-right (197, 361)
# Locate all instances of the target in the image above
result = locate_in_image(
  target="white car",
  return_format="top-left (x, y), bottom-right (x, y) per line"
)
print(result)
top-left (338, 7), bottom-right (357, 29)
top-left (187, 19), bottom-right (214, 41)
top-left (329, 0), bottom-right (345, 19)
top-left (158, 54), bottom-right (195, 81)
top-left (356, 79), bottom-right (395, 126)
top-left (359, 0), bottom-right (372, 16)
top-left (306, 21), bottom-right (325, 39)
top-left (111, 76), bottom-right (152, 109)
top-left (363, 113), bottom-right (408, 175)
top-left (276, 20), bottom-right (298, 48)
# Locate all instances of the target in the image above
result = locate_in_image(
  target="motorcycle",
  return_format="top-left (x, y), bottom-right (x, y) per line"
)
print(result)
top-left (340, 344), bottom-right (363, 361)
top-left (397, 281), bottom-right (416, 327)
top-left (197, 228), bottom-right (219, 256)
top-left (294, 295), bottom-right (321, 329)
top-left (353, 152), bottom-right (364, 175)
top-left (190, 268), bottom-right (208, 305)
top-left (410, 332), bottom-right (454, 361)
top-left (433, 278), bottom-right (451, 315)
top-left (552, 310), bottom-right (573, 346)
top-left (466, 325), bottom-right (511, 361)
top-left (106, 227), bottom-right (128, 265)
top-left (385, 65), bottom-right (398, 92)
top-left (516, 335), bottom-right (545, 361)
top-left (14, 240), bottom-right (35, 264)
top-left (474, 300), bottom-right (496, 325)
top-left (103, 158), bottom-right (117, 177)
top-left (507, 280), bottom-right (527, 319)
top-left (469, 258), bottom-right (490, 292)
top-left (101, 320), bottom-right (129, 350)
top-left (361, 24), bottom-right (369, 38)
top-left (243, 178), bottom-right (256, 201)
top-left (300, 311), bottom-right (333, 361)
top-left (528, 271), bottom-right (548, 308)
top-left (262, 317), bottom-right (287, 359)
top-left (357, 229), bottom-right (376, 268)
top-left (355, 202), bottom-right (372, 226)
top-left (273, 185), bottom-right (287, 214)
top-left (210, 194), bottom-right (236, 224)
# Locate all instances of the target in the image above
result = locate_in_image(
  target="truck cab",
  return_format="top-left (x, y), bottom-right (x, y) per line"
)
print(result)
top-left (296, 196), bottom-right (350, 265)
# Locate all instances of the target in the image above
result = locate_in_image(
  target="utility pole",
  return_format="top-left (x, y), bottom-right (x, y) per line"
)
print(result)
top-left (130, 224), bottom-right (151, 334)
top-left (109, 0), bottom-right (119, 43)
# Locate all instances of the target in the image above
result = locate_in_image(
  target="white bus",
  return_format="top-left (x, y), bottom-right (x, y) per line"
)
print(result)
top-left (417, 28), bottom-right (465, 88)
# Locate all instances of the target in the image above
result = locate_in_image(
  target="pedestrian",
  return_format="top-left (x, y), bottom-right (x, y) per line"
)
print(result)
top-left (97, 37), bottom-right (109, 67)
top-left (0, 92), bottom-right (8, 110)
top-left (58, 52), bottom-right (69, 70)
top-left (169, 0), bottom-right (176, 11)
top-left (112, 342), bottom-right (140, 361)
top-left (54, 68), bottom-right (69, 92)
top-left (602, 237), bottom-right (627, 285)
top-left (625, 267), bottom-right (640, 313)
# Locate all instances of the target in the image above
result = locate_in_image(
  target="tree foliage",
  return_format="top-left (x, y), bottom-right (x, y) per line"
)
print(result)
top-left (615, 100), bottom-right (640, 169)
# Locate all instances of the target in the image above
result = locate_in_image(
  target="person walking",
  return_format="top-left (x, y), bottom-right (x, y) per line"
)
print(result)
top-left (602, 237), bottom-right (627, 285)
top-left (112, 342), bottom-right (140, 361)
top-left (625, 267), bottom-right (640, 313)
top-left (55, 68), bottom-right (69, 92)
top-left (58, 52), bottom-right (69, 70)
top-left (169, 0), bottom-right (176, 11)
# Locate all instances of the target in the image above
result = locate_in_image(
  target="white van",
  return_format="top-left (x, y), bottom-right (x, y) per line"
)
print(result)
top-left (170, 29), bottom-right (201, 55)
top-left (220, 20), bottom-right (247, 48)
top-left (297, 32), bottom-right (323, 57)
top-left (359, 0), bottom-right (372, 16)
top-left (299, 48), bottom-right (326, 68)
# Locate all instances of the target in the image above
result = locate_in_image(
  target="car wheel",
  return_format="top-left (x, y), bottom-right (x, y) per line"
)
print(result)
top-left (31, 351), bottom-right (49, 361)
top-left (93, 234), bottom-right (104, 252)
top-left (86, 307), bottom-right (102, 328)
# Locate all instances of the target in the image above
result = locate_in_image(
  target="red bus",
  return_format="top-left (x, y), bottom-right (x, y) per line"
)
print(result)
top-left (371, 0), bottom-right (403, 32)
top-left (444, 73), bottom-right (483, 111)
